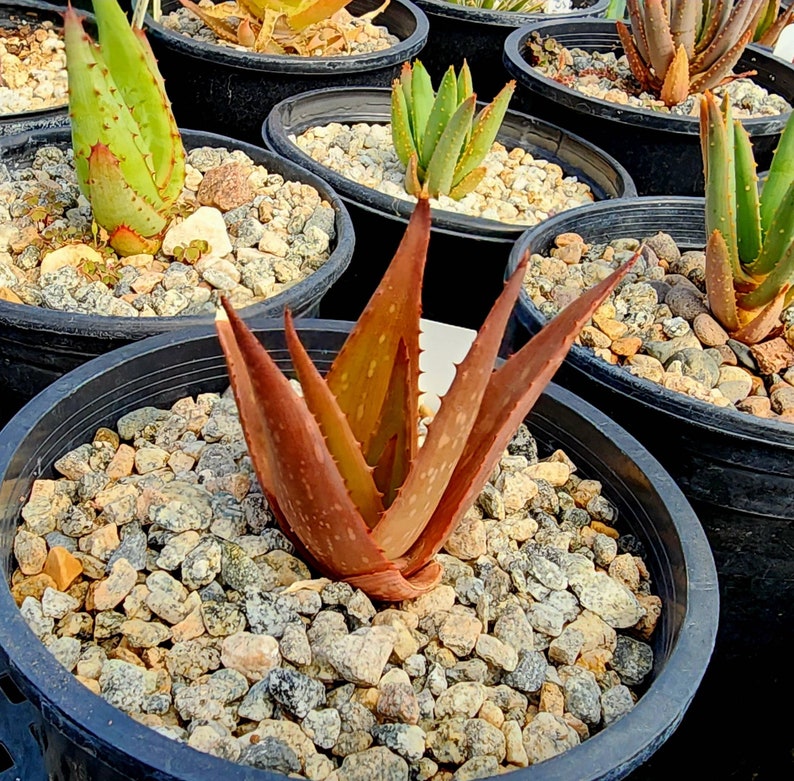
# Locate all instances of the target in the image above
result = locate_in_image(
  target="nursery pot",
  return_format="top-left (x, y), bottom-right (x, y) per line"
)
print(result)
top-left (0, 319), bottom-right (717, 781)
top-left (411, 0), bottom-right (608, 100)
top-left (502, 18), bottom-right (794, 196)
top-left (142, 0), bottom-right (429, 146)
top-left (0, 0), bottom-right (84, 138)
top-left (503, 196), bottom-right (794, 775)
top-left (0, 126), bottom-right (354, 421)
top-left (262, 85), bottom-right (635, 330)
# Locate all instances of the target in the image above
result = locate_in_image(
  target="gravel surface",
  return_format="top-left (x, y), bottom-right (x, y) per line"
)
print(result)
top-left (293, 122), bottom-right (595, 225)
top-left (0, 145), bottom-right (335, 317)
top-left (11, 393), bottom-right (661, 777)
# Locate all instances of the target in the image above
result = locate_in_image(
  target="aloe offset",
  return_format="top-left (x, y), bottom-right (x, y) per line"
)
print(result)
top-left (391, 61), bottom-right (515, 200)
top-left (65, 0), bottom-right (185, 256)
top-left (701, 91), bottom-right (794, 344)
top-left (215, 197), bottom-right (636, 601)
top-left (617, 0), bottom-right (767, 107)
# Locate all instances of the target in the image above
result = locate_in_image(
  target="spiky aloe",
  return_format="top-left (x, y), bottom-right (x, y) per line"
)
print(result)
top-left (178, 0), bottom-right (370, 55)
top-left (445, 0), bottom-right (545, 11)
top-left (391, 61), bottom-right (515, 200)
top-left (616, 0), bottom-right (768, 107)
top-left (65, 0), bottom-right (185, 257)
top-left (754, 0), bottom-right (794, 46)
top-left (701, 91), bottom-right (794, 345)
top-left (215, 197), bottom-right (636, 601)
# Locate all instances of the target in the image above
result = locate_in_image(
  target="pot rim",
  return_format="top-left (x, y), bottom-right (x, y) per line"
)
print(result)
top-left (507, 194), bottom-right (794, 445)
top-left (502, 18), bottom-right (794, 137)
top-left (0, 126), bottom-right (355, 338)
top-left (411, 0), bottom-right (609, 28)
top-left (261, 85), bottom-right (636, 240)
top-left (143, 0), bottom-right (429, 75)
top-left (0, 319), bottom-right (719, 781)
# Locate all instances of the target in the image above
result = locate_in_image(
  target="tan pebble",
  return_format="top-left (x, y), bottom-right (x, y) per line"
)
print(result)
top-left (221, 632), bottom-right (281, 681)
top-left (735, 396), bottom-right (773, 417)
top-left (770, 384), bottom-right (794, 415)
top-left (11, 572), bottom-right (58, 606)
top-left (579, 325), bottom-right (612, 350)
top-left (590, 520), bottom-right (619, 539)
top-left (106, 443), bottom-right (136, 480)
top-left (554, 232), bottom-right (584, 247)
top-left (92, 558), bottom-right (137, 610)
top-left (171, 607), bottom-right (206, 643)
top-left (75, 675), bottom-right (101, 695)
top-left (538, 682), bottom-right (564, 717)
top-left (596, 317), bottom-right (628, 341)
top-left (576, 648), bottom-right (612, 678)
top-left (80, 524), bottom-right (120, 560)
top-left (39, 243), bottom-right (103, 276)
top-left (563, 713), bottom-right (589, 740)
top-left (693, 313), bottom-right (729, 346)
top-left (523, 461), bottom-right (570, 487)
top-left (634, 594), bottom-right (662, 640)
top-left (478, 700), bottom-right (505, 728)
top-left (611, 336), bottom-right (642, 357)
top-left (0, 286), bottom-right (23, 303)
top-left (750, 337), bottom-right (794, 375)
top-left (43, 546), bottom-right (83, 591)
top-left (554, 242), bottom-right (584, 264)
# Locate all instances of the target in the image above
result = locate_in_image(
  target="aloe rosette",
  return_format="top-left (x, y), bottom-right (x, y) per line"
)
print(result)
top-left (617, 0), bottom-right (768, 107)
top-left (701, 91), bottom-right (794, 344)
top-left (65, 0), bottom-right (185, 257)
top-left (215, 197), bottom-right (636, 601)
top-left (391, 61), bottom-right (515, 200)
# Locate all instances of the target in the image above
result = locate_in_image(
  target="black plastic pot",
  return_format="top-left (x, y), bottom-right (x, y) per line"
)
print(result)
top-left (412, 0), bottom-right (608, 100)
top-left (0, 126), bottom-right (354, 421)
top-left (502, 19), bottom-right (794, 196)
top-left (142, 0), bottom-right (428, 146)
top-left (0, 319), bottom-right (717, 780)
top-left (503, 197), bottom-right (794, 776)
top-left (262, 85), bottom-right (635, 329)
top-left (0, 1), bottom-right (82, 138)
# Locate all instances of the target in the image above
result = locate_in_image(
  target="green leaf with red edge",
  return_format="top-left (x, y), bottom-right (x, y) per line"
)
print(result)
top-left (733, 285), bottom-right (789, 344)
top-left (705, 229), bottom-right (741, 332)
top-left (366, 338), bottom-right (416, 507)
top-left (325, 199), bottom-right (429, 462)
top-left (640, 0), bottom-right (676, 80)
top-left (401, 253), bottom-right (639, 576)
top-left (283, 309), bottom-right (384, 530)
top-left (371, 250), bottom-right (533, 560)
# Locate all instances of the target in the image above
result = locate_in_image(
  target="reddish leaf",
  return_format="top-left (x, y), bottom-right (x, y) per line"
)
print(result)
top-left (284, 309), bottom-right (384, 530)
top-left (346, 560), bottom-right (443, 602)
top-left (617, 20), bottom-right (660, 93)
top-left (732, 284), bottom-right (789, 344)
top-left (372, 254), bottom-right (531, 560)
top-left (705, 229), bottom-right (740, 332)
top-left (401, 254), bottom-right (638, 576)
top-left (325, 198), bottom-right (429, 462)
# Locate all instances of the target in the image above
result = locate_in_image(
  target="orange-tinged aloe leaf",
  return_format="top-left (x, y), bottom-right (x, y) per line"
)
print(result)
top-left (372, 253), bottom-right (532, 559)
top-left (405, 152), bottom-right (422, 197)
top-left (401, 254), bottom-right (638, 576)
top-left (756, 3), bottom-right (794, 46)
top-left (178, 0), bottom-right (240, 42)
top-left (283, 309), bottom-right (384, 529)
top-left (642, 0), bottom-right (676, 79)
top-left (691, 0), bottom-right (765, 73)
top-left (669, 0), bottom-right (700, 58)
top-left (732, 284), bottom-right (789, 343)
top-left (216, 299), bottom-right (398, 580)
top-left (689, 24), bottom-right (756, 93)
top-left (617, 20), bottom-right (659, 93)
top-left (660, 44), bottom-right (690, 106)
top-left (625, 0), bottom-right (651, 64)
top-left (325, 199), bottom-right (429, 461)
top-left (366, 338), bottom-right (416, 507)
top-left (290, 0), bottom-right (351, 32)
top-left (346, 559), bottom-right (443, 601)
top-left (705, 228), bottom-right (741, 332)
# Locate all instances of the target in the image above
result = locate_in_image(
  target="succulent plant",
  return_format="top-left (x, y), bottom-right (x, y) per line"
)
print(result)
top-left (444, 0), bottom-right (545, 11)
top-left (215, 197), bottom-right (636, 601)
top-left (65, 0), bottom-right (185, 257)
top-left (700, 90), bottom-right (794, 344)
top-left (753, 0), bottom-right (794, 46)
top-left (177, 0), bottom-right (382, 55)
top-left (391, 61), bottom-right (515, 200)
top-left (616, 0), bottom-right (768, 107)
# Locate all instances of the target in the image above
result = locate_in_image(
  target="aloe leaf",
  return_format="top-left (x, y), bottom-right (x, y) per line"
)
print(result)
top-left (697, 0), bottom-right (727, 51)
top-left (659, 44), bottom-right (690, 106)
top-left (64, 7), bottom-right (163, 208)
top-left (449, 167), bottom-right (486, 200)
top-left (760, 111), bottom-right (794, 236)
top-left (391, 81), bottom-right (418, 168)
top-left (756, 3), bottom-right (794, 46)
top-left (401, 254), bottom-right (639, 576)
top-left (734, 284), bottom-right (789, 343)
top-left (283, 310), bottom-right (385, 529)
top-left (741, 229), bottom-right (794, 310)
top-left (345, 559), bottom-right (443, 601)
top-left (733, 118), bottom-right (762, 265)
top-left (705, 228), bottom-right (741, 331)
top-left (691, 0), bottom-right (764, 73)
top-left (642, 0), bottom-right (676, 80)
top-left (752, 179), bottom-right (794, 276)
top-left (404, 153), bottom-right (423, 197)
top-left (92, 0), bottom-right (184, 205)
top-left (452, 82), bottom-right (514, 188)
top-left (289, 0), bottom-right (352, 30)
top-left (410, 62), bottom-right (434, 160)
top-left (626, 0), bottom-right (651, 65)
top-left (325, 199), bottom-right (429, 460)
top-left (372, 248), bottom-right (533, 560)
top-left (670, 0), bottom-right (700, 57)
top-left (617, 20), bottom-right (660, 93)
top-left (424, 96), bottom-right (476, 199)
top-left (457, 60), bottom-right (474, 105)
top-left (689, 25), bottom-right (756, 94)
top-left (215, 300), bottom-right (398, 580)
top-left (420, 67), bottom-right (458, 170)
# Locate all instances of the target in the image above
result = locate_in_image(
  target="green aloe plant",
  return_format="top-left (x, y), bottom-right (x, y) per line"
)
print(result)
top-left (617, 0), bottom-right (768, 107)
top-left (390, 61), bottom-right (515, 200)
top-left (215, 197), bottom-right (636, 601)
top-left (65, 0), bottom-right (185, 257)
top-left (701, 90), bottom-right (794, 344)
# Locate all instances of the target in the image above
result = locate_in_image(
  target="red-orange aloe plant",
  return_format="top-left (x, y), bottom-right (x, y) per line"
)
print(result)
top-left (216, 199), bottom-right (635, 601)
